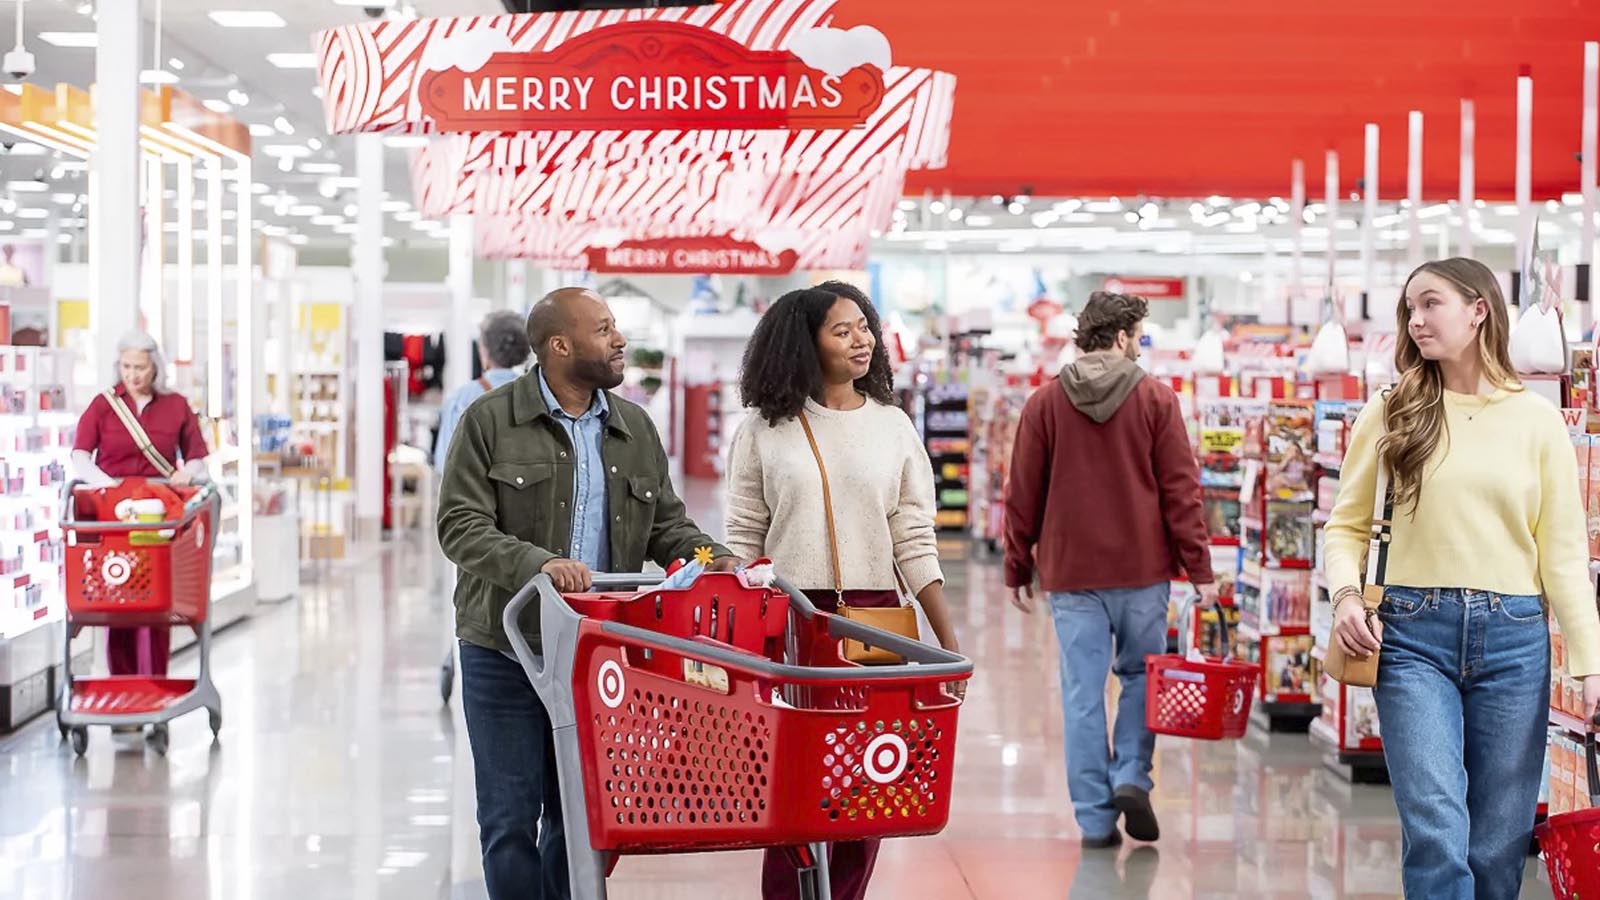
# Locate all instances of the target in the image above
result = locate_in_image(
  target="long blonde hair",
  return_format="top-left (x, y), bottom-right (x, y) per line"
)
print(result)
top-left (1381, 258), bottom-right (1520, 511)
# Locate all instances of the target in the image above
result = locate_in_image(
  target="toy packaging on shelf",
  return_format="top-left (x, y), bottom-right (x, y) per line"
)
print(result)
top-left (923, 381), bottom-right (971, 531)
top-left (0, 346), bottom-right (73, 641)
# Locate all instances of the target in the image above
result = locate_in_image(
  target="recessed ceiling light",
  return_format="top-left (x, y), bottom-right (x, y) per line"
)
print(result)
top-left (273, 117), bottom-right (295, 135)
top-left (395, 211), bottom-right (421, 222)
top-left (203, 99), bottom-right (232, 114)
top-left (8, 180), bottom-right (48, 193)
top-left (139, 69), bottom-right (179, 85)
top-left (381, 200), bottom-right (409, 212)
top-left (288, 205), bottom-right (322, 217)
top-left (169, 58), bottom-right (185, 71)
top-left (39, 32), bottom-right (98, 48)
top-left (17, 209), bottom-right (50, 220)
top-left (251, 183), bottom-right (272, 195)
top-left (311, 215), bottom-right (343, 226)
top-left (208, 11), bottom-right (287, 28)
top-left (288, 234), bottom-right (309, 245)
top-left (248, 124), bottom-right (274, 137)
top-left (267, 53), bottom-right (318, 69)
top-left (263, 144), bottom-right (313, 158)
top-left (228, 90), bottom-right (250, 106)
top-left (301, 162), bottom-right (341, 174)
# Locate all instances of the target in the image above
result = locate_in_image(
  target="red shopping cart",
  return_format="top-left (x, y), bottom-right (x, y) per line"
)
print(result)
top-left (1534, 712), bottom-right (1600, 900)
top-left (1145, 600), bottom-right (1258, 740)
top-left (502, 570), bottom-right (973, 900)
top-left (56, 479), bottom-right (223, 756)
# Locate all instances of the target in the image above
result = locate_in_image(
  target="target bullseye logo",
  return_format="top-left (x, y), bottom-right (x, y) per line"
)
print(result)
top-left (863, 734), bottom-right (909, 784)
top-left (1230, 687), bottom-right (1247, 716)
top-left (598, 660), bottom-right (625, 709)
top-left (195, 520), bottom-right (206, 549)
top-left (101, 553), bottom-right (133, 587)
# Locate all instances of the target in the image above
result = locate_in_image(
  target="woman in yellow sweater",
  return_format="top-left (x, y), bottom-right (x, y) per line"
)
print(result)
top-left (1324, 257), bottom-right (1600, 900)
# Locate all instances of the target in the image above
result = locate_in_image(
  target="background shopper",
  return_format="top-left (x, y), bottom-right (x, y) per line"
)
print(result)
top-left (70, 331), bottom-right (209, 680)
top-left (1323, 258), bottom-right (1600, 900)
top-left (433, 310), bottom-right (532, 472)
top-left (726, 280), bottom-right (961, 900)
top-left (437, 287), bottom-right (736, 900)
top-left (1004, 291), bottom-right (1217, 849)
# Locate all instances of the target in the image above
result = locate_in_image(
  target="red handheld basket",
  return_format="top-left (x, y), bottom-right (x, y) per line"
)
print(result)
top-left (62, 480), bottom-right (216, 627)
top-left (1535, 724), bottom-right (1600, 900)
top-left (1145, 604), bottom-right (1259, 740)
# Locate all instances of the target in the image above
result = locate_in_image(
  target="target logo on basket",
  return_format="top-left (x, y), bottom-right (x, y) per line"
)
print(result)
top-left (597, 659), bottom-right (626, 709)
top-left (1230, 687), bottom-right (1248, 716)
top-left (863, 734), bottom-right (909, 784)
top-left (100, 552), bottom-right (134, 587)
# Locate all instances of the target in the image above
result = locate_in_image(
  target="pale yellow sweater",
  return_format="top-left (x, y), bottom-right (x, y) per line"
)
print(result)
top-left (1324, 388), bottom-right (1600, 677)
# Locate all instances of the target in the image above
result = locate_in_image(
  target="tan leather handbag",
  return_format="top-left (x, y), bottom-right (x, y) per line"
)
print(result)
top-left (798, 411), bottom-right (920, 664)
top-left (1324, 447), bottom-right (1391, 688)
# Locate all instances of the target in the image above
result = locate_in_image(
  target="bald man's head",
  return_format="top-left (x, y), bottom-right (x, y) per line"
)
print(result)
top-left (526, 287), bottom-right (627, 390)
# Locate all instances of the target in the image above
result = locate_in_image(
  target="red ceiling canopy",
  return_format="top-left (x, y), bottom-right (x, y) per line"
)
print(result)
top-left (841, 0), bottom-right (1600, 202)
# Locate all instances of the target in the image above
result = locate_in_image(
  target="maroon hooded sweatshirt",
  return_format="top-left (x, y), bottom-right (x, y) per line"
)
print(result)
top-left (1003, 353), bottom-right (1214, 592)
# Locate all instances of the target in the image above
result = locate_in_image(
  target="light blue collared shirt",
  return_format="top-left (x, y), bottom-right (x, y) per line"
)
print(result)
top-left (538, 369), bottom-right (611, 572)
top-left (434, 368), bottom-right (521, 473)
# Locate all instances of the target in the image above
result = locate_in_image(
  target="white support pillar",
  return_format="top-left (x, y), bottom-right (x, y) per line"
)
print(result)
top-left (447, 214), bottom-right (474, 392)
top-left (1461, 99), bottom-right (1476, 257)
top-left (354, 135), bottom-right (386, 538)
top-left (1362, 123), bottom-right (1379, 319)
top-left (1517, 72), bottom-right (1534, 278)
top-left (176, 156), bottom-right (195, 363)
top-left (206, 162), bottom-right (225, 417)
top-left (1325, 149), bottom-right (1339, 299)
top-left (1407, 111), bottom-right (1424, 269)
top-left (1291, 159), bottom-right (1305, 303)
top-left (1583, 42), bottom-right (1597, 326)
top-left (142, 156), bottom-right (165, 346)
top-left (91, 0), bottom-right (142, 368)
top-left (506, 259), bottom-right (529, 313)
top-left (235, 161), bottom-right (254, 570)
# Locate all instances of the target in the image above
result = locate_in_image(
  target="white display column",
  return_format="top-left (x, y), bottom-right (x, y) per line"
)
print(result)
top-left (354, 135), bottom-right (386, 540)
top-left (506, 259), bottom-right (529, 313)
top-left (447, 214), bottom-right (474, 394)
top-left (91, 0), bottom-right (142, 366)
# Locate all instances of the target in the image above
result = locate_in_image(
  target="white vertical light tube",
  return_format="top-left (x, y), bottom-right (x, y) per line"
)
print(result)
top-left (1325, 149), bottom-right (1340, 297)
top-left (355, 134), bottom-right (386, 536)
top-left (142, 157), bottom-right (164, 344)
top-left (447, 214), bottom-right (474, 394)
top-left (235, 160), bottom-right (254, 570)
top-left (506, 259), bottom-right (528, 313)
top-left (91, 0), bottom-right (142, 373)
top-left (1291, 159), bottom-right (1305, 299)
top-left (1583, 43), bottom-right (1597, 322)
top-left (1516, 71), bottom-right (1534, 275)
top-left (1363, 123), bottom-right (1379, 316)
top-left (1408, 111), bottom-right (1424, 268)
top-left (1461, 99), bottom-right (1476, 257)
top-left (207, 161), bottom-right (224, 417)
top-left (176, 155), bottom-right (195, 362)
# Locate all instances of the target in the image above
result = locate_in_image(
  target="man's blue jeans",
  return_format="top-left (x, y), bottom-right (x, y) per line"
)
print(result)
top-left (1373, 587), bottom-right (1550, 900)
top-left (1047, 583), bottom-right (1170, 840)
top-left (459, 640), bottom-right (570, 900)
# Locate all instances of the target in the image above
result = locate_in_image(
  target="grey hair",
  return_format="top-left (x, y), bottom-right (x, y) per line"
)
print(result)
top-left (113, 331), bottom-right (169, 392)
top-left (479, 310), bottom-right (532, 370)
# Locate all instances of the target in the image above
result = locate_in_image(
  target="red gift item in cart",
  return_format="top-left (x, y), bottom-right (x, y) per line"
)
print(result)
top-left (1145, 601), bottom-right (1259, 741)
top-left (56, 478), bottom-right (224, 756)
top-left (1535, 712), bottom-right (1600, 900)
top-left (502, 570), bottom-right (973, 900)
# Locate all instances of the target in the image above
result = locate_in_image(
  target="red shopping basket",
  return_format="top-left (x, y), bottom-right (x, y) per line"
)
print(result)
top-left (63, 480), bottom-right (216, 626)
top-left (1145, 602), bottom-right (1258, 740)
top-left (1535, 717), bottom-right (1600, 900)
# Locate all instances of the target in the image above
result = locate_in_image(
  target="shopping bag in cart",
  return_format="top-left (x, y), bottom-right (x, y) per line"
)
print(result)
top-left (1534, 711), bottom-right (1600, 900)
top-left (1145, 600), bottom-right (1258, 740)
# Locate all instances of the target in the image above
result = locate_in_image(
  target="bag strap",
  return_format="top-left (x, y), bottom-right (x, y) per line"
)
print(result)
top-left (1364, 391), bottom-right (1395, 590)
top-left (476, 375), bottom-right (492, 392)
top-left (101, 389), bottom-right (177, 478)
top-left (797, 411), bottom-right (845, 599)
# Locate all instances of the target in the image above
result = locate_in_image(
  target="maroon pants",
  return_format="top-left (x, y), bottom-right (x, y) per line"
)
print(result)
top-left (107, 626), bottom-right (170, 676)
top-left (760, 587), bottom-right (899, 900)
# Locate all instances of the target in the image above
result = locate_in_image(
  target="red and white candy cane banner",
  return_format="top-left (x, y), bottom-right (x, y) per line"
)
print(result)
top-left (586, 237), bottom-right (799, 275)
top-left (474, 212), bottom-right (877, 270)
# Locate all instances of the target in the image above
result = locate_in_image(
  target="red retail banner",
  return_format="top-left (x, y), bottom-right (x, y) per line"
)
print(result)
top-left (586, 237), bottom-right (798, 275)
top-left (1102, 276), bottom-right (1186, 300)
top-left (418, 22), bottom-right (885, 133)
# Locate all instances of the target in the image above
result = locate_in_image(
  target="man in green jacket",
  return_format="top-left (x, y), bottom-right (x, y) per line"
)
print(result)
top-left (438, 286), bottom-right (736, 900)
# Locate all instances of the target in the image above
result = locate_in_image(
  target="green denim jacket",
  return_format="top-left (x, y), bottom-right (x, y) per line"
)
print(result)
top-left (437, 368), bottom-right (727, 652)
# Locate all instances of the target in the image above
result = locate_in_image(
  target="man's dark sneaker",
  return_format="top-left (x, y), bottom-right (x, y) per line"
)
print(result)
top-left (1081, 828), bottom-right (1122, 850)
top-left (1113, 785), bottom-right (1161, 842)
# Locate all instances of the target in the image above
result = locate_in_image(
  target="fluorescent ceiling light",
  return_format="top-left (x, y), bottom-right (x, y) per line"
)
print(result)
top-left (203, 99), bottom-right (232, 114)
top-left (381, 200), bottom-right (409, 212)
top-left (311, 215), bottom-right (343, 226)
top-left (251, 182), bottom-right (272, 194)
top-left (169, 58), bottom-right (185, 71)
top-left (8, 180), bottom-right (48, 193)
top-left (16, 209), bottom-right (50, 220)
top-left (140, 69), bottom-right (179, 85)
top-left (267, 53), bottom-right (318, 69)
top-left (50, 193), bottom-right (77, 204)
top-left (248, 124), bottom-right (275, 137)
top-left (300, 162), bottom-right (342, 174)
top-left (394, 211), bottom-right (421, 222)
top-left (262, 144), bottom-right (312, 157)
top-left (289, 234), bottom-right (308, 245)
top-left (383, 136), bottom-right (429, 149)
top-left (288, 205), bottom-right (322, 216)
top-left (38, 32), bottom-right (97, 48)
top-left (208, 11), bottom-right (287, 28)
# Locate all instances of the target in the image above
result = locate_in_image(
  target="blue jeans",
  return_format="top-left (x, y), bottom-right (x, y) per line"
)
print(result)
top-left (1374, 587), bottom-right (1550, 900)
top-left (1047, 583), bottom-right (1170, 839)
top-left (459, 641), bottom-right (569, 900)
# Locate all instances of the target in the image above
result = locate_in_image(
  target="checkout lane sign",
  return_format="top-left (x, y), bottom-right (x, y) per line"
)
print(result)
top-left (417, 21), bottom-right (887, 133)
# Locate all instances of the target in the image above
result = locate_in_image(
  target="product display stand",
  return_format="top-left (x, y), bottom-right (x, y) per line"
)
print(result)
top-left (923, 380), bottom-right (971, 532)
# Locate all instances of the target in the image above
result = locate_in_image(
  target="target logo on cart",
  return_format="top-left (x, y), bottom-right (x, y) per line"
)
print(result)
top-left (195, 520), bottom-right (206, 549)
top-left (863, 734), bottom-right (909, 785)
top-left (597, 659), bottom-right (626, 709)
top-left (101, 552), bottom-right (134, 587)
top-left (1230, 687), bottom-right (1247, 716)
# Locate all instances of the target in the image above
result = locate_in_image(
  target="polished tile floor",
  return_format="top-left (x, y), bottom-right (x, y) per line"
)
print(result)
top-left (0, 485), bottom-right (1559, 899)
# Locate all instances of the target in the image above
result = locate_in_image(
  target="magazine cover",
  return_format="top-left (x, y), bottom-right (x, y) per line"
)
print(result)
top-left (1265, 400), bottom-right (1316, 501)
top-left (1265, 634), bottom-right (1315, 697)
top-left (1265, 500), bottom-right (1315, 565)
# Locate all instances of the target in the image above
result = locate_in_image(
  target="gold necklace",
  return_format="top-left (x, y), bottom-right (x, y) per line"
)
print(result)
top-left (1464, 392), bottom-right (1493, 421)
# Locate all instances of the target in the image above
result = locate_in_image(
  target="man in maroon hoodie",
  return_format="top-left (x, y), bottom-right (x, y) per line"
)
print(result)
top-left (1004, 291), bottom-right (1216, 850)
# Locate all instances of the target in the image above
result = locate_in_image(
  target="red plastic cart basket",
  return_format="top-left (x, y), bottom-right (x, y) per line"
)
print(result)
top-left (1534, 715), bottom-right (1600, 900)
top-left (1145, 602), bottom-right (1259, 740)
top-left (503, 571), bottom-right (973, 900)
top-left (56, 479), bottom-right (224, 755)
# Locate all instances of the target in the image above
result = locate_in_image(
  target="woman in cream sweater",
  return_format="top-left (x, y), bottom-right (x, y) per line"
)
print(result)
top-left (727, 280), bottom-right (960, 900)
top-left (1323, 258), bottom-right (1600, 900)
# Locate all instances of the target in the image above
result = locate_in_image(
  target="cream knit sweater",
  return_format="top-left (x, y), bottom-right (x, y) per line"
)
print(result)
top-left (725, 398), bottom-right (944, 596)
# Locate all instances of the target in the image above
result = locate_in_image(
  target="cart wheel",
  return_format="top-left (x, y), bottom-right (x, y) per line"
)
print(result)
top-left (439, 660), bottom-right (454, 704)
top-left (208, 709), bottom-right (222, 738)
top-left (147, 724), bottom-right (169, 756)
top-left (57, 720), bottom-right (68, 742)
top-left (70, 727), bottom-right (88, 756)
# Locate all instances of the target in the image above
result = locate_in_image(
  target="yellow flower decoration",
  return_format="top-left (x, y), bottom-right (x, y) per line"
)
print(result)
top-left (693, 546), bottom-right (715, 566)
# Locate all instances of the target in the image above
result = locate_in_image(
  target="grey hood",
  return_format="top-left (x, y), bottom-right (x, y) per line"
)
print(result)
top-left (1059, 354), bottom-right (1146, 424)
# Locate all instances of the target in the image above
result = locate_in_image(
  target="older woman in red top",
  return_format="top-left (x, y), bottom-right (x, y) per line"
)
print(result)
top-left (71, 332), bottom-right (209, 678)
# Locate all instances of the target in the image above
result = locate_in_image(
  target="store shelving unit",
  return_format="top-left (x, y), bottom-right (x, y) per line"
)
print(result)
top-left (923, 381), bottom-right (971, 532)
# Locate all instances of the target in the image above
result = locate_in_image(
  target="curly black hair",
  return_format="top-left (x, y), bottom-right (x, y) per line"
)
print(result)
top-left (738, 280), bottom-right (896, 425)
top-left (1075, 291), bottom-right (1149, 352)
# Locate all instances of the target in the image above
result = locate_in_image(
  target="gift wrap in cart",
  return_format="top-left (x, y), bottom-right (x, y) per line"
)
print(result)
top-left (56, 478), bottom-right (224, 756)
top-left (1534, 709), bottom-right (1600, 900)
top-left (503, 568), bottom-right (973, 900)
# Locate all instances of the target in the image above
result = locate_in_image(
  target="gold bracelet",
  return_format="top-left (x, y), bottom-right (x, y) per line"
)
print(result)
top-left (1332, 586), bottom-right (1362, 610)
